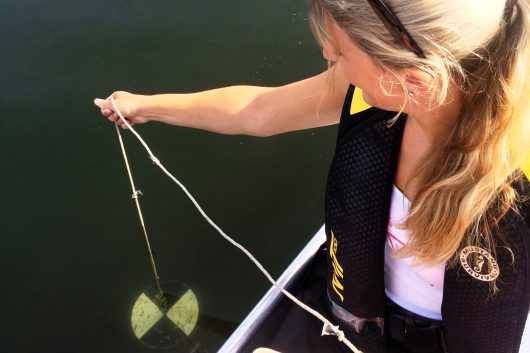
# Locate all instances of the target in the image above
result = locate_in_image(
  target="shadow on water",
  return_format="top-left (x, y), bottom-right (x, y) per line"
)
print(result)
top-left (197, 312), bottom-right (240, 338)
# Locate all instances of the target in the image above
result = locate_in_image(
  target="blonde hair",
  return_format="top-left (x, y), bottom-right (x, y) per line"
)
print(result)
top-left (309, 0), bottom-right (530, 268)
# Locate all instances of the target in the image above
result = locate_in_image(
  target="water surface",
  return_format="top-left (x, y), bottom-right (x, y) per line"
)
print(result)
top-left (0, 1), bottom-right (336, 352)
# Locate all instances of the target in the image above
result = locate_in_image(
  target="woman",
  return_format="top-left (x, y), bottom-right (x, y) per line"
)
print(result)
top-left (94, 0), bottom-right (530, 352)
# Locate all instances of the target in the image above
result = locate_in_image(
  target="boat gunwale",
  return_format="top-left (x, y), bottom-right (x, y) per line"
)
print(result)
top-left (217, 225), bottom-right (326, 353)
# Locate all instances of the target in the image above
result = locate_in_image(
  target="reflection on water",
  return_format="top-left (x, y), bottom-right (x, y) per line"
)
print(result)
top-left (0, 1), bottom-right (334, 352)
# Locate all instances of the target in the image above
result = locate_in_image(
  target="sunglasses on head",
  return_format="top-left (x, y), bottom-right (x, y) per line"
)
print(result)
top-left (366, 0), bottom-right (426, 59)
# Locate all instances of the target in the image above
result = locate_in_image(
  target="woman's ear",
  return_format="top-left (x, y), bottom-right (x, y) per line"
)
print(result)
top-left (403, 67), bottom-right (435, 96)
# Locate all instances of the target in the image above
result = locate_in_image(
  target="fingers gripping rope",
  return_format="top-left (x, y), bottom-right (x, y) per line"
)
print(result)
top-left (109, 98), bottom-right (363, 353)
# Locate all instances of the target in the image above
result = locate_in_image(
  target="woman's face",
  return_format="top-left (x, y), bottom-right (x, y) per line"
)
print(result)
top-left (323, 17), bottom-right (407, 111)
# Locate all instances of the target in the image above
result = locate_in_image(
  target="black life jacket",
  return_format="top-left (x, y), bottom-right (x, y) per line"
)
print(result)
top-left (324, 85), bottom-right (530, 352)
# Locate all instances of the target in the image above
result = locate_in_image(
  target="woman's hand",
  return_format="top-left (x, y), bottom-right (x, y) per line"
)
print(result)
top-left (93, 91), bottom-right (150, 129)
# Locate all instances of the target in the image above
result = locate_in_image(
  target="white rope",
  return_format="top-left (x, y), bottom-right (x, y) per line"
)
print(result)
top-left (110, 97), bottom-right (363, 353)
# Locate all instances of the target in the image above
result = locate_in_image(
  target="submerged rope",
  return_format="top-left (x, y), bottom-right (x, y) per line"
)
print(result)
top-left (110, 97), bottom-right (362, 353)
top-left (115, 123), bottom-right (164, 298)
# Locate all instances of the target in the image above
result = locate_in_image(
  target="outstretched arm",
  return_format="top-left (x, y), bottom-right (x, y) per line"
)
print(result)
top-left (94, 68), bottom-right (348, 137)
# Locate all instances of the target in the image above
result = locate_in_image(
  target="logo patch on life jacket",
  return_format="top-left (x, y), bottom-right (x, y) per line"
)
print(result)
top-left (459, 246), bottom-right (500, 282)
top-left (329, 230), bottom-right (345, 301)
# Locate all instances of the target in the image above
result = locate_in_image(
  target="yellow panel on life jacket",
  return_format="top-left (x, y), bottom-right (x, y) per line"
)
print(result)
top-left (350, 87), bottom-right (371, 115)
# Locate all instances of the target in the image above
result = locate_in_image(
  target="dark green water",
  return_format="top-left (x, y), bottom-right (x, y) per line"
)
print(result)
top-left (0, 1), bottom-right (336, 352)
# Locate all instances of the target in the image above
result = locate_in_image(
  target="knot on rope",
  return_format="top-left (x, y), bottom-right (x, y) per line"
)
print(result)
top-left (322, 322), bottom-right (342, 338)
top-left (150, 156), bottom-right (160, 165)
top-left (322, 323), bottom-right (361, 352)
top-left (131, 190), bottom-right (143, 199)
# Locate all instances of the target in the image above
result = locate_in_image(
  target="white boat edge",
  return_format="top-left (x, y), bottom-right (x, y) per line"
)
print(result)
top-left (217, 225), bottom-right (326, 353)
top-left (217, 224), bottom-right (530, 353)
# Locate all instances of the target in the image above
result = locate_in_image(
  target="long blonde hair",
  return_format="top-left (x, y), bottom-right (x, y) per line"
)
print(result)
top-left (309, 0), bottom-right (530, 267)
